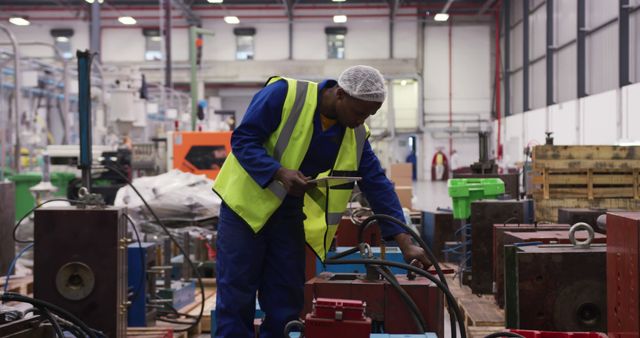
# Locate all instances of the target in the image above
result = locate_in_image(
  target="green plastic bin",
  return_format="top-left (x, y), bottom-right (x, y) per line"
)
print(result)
top-left (448, 178), bottom-right (505, 219)
top-left (8, 172), bottom-right (77, 221)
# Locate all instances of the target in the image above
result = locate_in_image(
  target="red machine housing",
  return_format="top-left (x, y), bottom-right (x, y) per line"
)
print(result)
top-left (304, 272), bottom-right (444, 337)
top-left (509, 329), bottom-right (608, 338)
top-left (607, 212), bottom-right (640, 338)
top-left (304, 298), bottom-right (371, 338)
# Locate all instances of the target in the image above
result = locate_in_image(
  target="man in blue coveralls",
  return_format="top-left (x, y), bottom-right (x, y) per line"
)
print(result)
top-left (212, 65), bottom-right (431, 337)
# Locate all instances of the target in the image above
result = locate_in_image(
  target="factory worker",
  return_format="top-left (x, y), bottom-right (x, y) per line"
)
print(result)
top-left (212, 65), bottom-right (431, 338)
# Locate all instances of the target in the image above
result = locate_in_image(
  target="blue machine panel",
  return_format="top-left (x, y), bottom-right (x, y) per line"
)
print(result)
top-left (317, 246), bottom-right (406, 275)
top-left (127, 242), bottom-right (157, 327)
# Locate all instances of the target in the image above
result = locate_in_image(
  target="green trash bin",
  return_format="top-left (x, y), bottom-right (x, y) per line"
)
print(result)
top-left (8, 172), bottom-right (77, 221)
top-left (448, 178), bottom-right (505, 219)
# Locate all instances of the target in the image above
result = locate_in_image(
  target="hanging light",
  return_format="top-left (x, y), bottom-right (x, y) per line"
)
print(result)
top-left (118, 16), bottom-right (137, 25)
top-left (224, 16), bottom-right (240, 24)
top-left (434, 13), bottom-right (449, 21)
top-left (333, 15), bottom-right (347, 23)
top-left (9, 17), bottom-right (30, 26)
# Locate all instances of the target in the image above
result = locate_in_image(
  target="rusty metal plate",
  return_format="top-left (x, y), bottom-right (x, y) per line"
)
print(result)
top-left (34, 207), bottom-right (127, 338)
top-left (493, 223), bottom-right (570, 308)
top-left (470, 200), bottom-right (534, 294)
top-left (0, 182), bottom-right (15, 276)
top-left (606, 212), bottom-right (640, 337)
top-left (514, 244), bottom-right (607, 332)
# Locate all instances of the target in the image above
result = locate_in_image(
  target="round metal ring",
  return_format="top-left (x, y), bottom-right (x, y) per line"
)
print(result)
top-left (77, 187), bottom-right (89, 198)
top-left (569, 222), bottom-right (595, 249)
top-left (359, 243), bottom-right (372, 258)
top-left (55, 262), bottom-right (95, 301)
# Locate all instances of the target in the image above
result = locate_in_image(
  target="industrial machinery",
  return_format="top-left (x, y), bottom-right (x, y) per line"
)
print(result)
top-left (167, 131), bottom-right (232, 180)
top-left (0, 316), bottom-right (55, 337)
top-left (504, 225), bottom-right (607, 332)
top-left (33, 206), bottom-right (128, 338)
top-left (453, 173), bottom-right (520, 200)
top-left (0, 181), bottom-right (15, 275)
top-left (469, 199), bottom-right (534, 294)
top-left (127, 242), bottom-right (158, 327)
top-left (492, 223), bottom-right (571, 308)
top-left (304, 272), bottom-right (444, 337)
top-left (421, 209), bottom-right (455, 261)
top-left (558, 208), bottom-right (615, 234)
top-left (606, 212), bottom-right (640, 337)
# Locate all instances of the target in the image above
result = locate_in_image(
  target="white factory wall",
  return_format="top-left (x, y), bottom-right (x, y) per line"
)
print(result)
top-left (423, 23), bottom-right (492, 177)
top-left (497, 81), bottom-right (640, 166)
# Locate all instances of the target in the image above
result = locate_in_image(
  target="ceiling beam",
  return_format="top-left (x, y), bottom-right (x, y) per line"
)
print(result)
top-left (478, 0), bottom-right (497, 15)
top-left (172, 0), bottom-right (201, 26)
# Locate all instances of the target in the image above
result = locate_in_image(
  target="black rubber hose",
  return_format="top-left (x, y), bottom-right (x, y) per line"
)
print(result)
top-left (326, 246), bottom-right (359, 260)
top-left (1, 293), bottom-right (98, 338)
top-left (12, 198), bottom-right (86, 244)
top-left (324, 258), bottom-right (466, 338)
top-left (373, 265), bottom-right (426, 333)
top-left (40, 307), bottom-right (64, 338)
top-left (484, 332), bottom-right (526, 338)
top-left (105, 165), bottom-right (205, 333)
top-left (283, 320), bottom-right (305, 338)
top-left (355, 214), bottom-right (457, 337)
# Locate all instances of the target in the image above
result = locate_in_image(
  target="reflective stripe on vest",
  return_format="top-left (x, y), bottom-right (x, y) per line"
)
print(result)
top-left (213, 76), bottom-right (369, 261)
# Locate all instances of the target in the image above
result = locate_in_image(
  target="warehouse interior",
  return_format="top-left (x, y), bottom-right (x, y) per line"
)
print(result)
top-left (0, 0), bottom-right (639, 337)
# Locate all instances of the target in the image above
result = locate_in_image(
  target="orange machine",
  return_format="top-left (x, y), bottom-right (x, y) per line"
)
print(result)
top-left (167, 131), bottom-right (232, 180)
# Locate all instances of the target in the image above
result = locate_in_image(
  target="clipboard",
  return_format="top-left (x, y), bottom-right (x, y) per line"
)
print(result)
top-left (308, 176), bottom-right (361, 187)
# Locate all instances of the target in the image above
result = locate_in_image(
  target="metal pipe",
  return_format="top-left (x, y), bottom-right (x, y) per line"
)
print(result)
top-left (494, 2), bottom-right (502, 159)
top-left (523, 0), bottom-right (530, 112)
top-left (165, 0), bottom-right (172, 89)
top-left (0, 42), bottom-right (70, 144)
top-left (448, 20), bottom-right (453, 157)
top-left (90, 1), bottom-right (101, 63)
top-left (189, 26), bottom-right (215, 131)
top-left (0, 25), bottom-right (22, 173)
top-left (77, 50), bottom-right (92, 191)
top-left (546, 0), bottom-right (554, 106)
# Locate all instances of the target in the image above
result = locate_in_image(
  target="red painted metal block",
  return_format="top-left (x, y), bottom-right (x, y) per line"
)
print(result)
top-left (510, 329), bottom-right (608, 338)
top-left (384, 275), bottom-right (444, 338)
top-left (335, 217), bottom-right (382, 247)
top-left (607, 212), bottom-right (640, 338)
top-left (493, 223), bottom-right (570, 308)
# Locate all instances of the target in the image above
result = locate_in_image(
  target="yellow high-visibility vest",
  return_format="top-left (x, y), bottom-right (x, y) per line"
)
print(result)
top-left (213, 76), bottom-right (369, 261)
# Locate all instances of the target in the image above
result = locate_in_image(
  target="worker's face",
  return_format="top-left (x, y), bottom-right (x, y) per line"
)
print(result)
top-left (335, 88), bottom-right (382, 128)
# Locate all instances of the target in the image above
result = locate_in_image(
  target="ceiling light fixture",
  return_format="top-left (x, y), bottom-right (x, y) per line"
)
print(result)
top-left (85, 0), bottom-right (104, 4)
top-left (434, 13), bottom-right (449, 21)
top-left (224, 16), bottom-right (240, 24)
top-left (118, 16), bottom-right (137, 25)
top-left (333, 15), bottom-right (347, 23)
top-left (207, 0), bottom-right (224, 3)
top-left (9, 17), bottom-right (30, 26)
top-left (332, 0), bottom-right (347, 2)
top-left (55, 36), bottom-right (70, 42)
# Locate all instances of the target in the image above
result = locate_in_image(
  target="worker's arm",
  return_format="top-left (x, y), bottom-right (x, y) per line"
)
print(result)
top-left (357, 141), bottom-right (432, 268)
top-left (230, 81), bottom-right (288, 188)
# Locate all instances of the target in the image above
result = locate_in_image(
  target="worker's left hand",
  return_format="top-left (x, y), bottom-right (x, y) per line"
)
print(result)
top-left (394, 232), bottom-right (432, 270)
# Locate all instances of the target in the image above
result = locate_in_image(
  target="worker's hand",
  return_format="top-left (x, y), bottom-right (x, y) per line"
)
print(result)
top-left (394, 232), bottom-right (432, 270)
top-left (274, 167), bottom-right (314, 197)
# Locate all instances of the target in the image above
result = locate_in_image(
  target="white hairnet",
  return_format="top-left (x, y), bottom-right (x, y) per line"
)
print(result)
top-left (337, 65), bottom-right (387, 103)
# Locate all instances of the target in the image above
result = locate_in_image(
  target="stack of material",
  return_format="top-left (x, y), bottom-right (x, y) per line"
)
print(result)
top-left (389, 163), bottom-right (413, 208)
top-left (530, 145), bottom-right (640, 222)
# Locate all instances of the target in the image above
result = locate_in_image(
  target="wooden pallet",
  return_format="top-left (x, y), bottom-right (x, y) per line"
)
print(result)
top-left (126, 327), bottom-right (187, 338)
top-left (535, 197), bottom-right (640, 222)
top-left (0, 275), bottom-right (34, 295)
top-left (446, 275), bottom-right (504, 335)
top-left (531, 145), bottom-right (640, 200)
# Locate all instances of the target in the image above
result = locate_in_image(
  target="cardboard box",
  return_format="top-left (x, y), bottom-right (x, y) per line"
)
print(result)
top-left (389, 163), bottom-right (413, 186)
top-left (395, 186), bottom-right (413, 209)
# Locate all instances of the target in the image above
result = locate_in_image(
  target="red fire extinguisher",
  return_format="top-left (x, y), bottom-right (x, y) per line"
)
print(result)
top-left (431, 150), bottom-right (449, 181)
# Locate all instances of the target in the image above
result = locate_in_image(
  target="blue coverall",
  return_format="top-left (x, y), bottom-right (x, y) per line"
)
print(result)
top-left (215, 79), bottom-right (407, 338)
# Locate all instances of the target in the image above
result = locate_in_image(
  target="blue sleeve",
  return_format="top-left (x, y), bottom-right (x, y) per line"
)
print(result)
top-left (356, 140), bottom-right (408, 239)
top-left (230, 79), bottom-right (287, 188)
